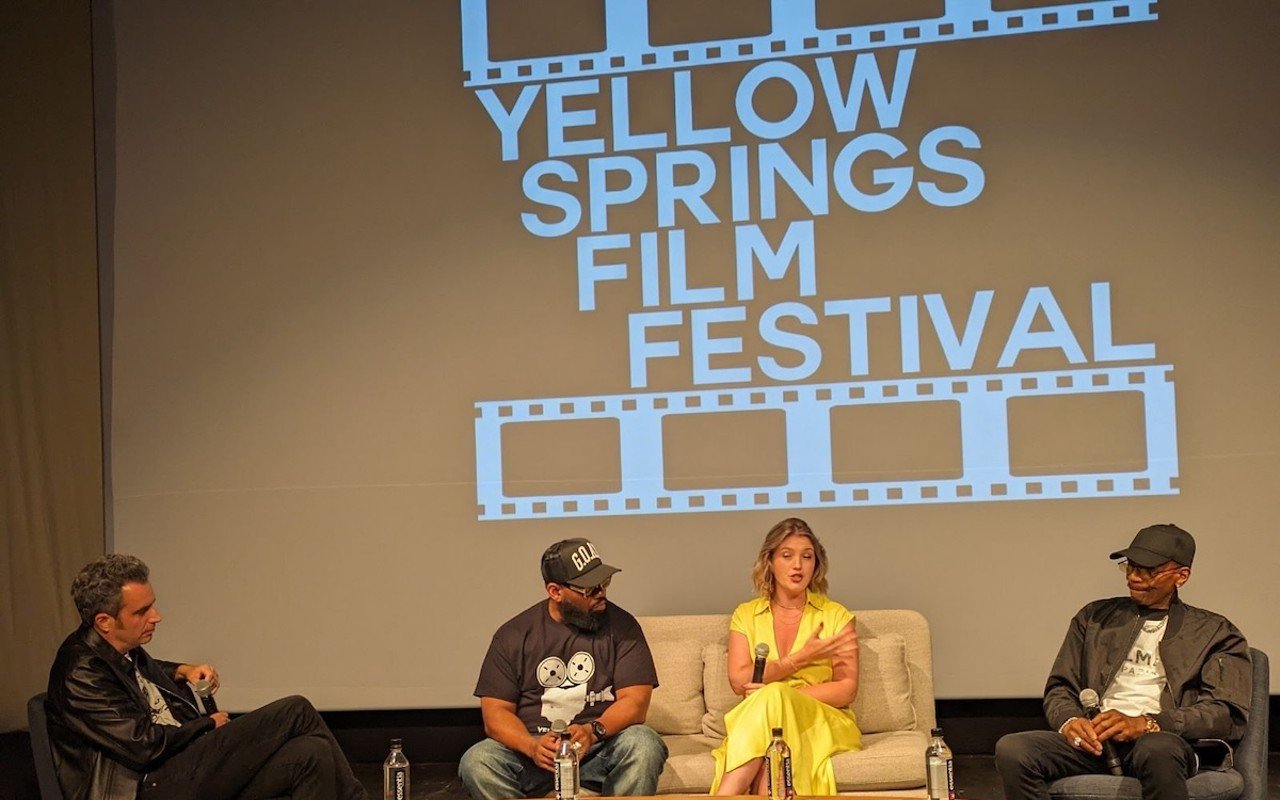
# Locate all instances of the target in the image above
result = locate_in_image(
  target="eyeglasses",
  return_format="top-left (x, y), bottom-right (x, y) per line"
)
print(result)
top-left (562, 578), bottom-right (611, 599)
top-left (1117, 560), bottom-right (1183, 580)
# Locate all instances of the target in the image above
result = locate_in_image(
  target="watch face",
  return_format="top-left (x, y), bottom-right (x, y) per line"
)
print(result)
top-left (591, 720), bottom-right (606, 737)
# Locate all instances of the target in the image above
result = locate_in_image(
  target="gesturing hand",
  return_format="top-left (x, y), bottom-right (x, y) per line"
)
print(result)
top-left (792, 622), bottom-right (857, 668)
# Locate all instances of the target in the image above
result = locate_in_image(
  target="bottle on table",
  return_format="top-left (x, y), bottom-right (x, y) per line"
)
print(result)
top-left (552, 719), bottom-right (579, 800)
top-left (925, 727), bottom-right (955, 800)
top-left (383, 738), bottom-right (410, 800)
top-left (765, 726), bottom-right (795, 800)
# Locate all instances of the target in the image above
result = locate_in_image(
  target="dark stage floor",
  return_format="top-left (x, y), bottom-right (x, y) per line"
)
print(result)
top-left (351, 754), bottom-right (1280, 799)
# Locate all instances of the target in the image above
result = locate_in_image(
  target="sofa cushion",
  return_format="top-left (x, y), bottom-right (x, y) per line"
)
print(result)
top-left (655, 733), bottom-right (722, 794)
top-left (852, 633), bottom-right (916, 734)
top-left (700, 643), bottom-right (740, 739)
top-left (833, 729), bottom-right (929, 791)
top-left (646, 637), bottom-right (707, 735)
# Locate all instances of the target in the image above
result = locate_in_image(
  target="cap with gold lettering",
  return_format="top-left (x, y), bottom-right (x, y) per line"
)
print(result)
top-left (540, 538), bottom-right (620, 588)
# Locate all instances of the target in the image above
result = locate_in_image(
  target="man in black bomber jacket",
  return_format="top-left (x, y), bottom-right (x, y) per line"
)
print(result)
top-left (46, 554), bottom-right (368, 800)
top-left (995, 524), bottom-right (1251, 800)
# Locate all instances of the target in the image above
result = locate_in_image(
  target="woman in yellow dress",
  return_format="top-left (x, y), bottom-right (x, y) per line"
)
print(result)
top-left (711, 517), bottom-right (861, 795)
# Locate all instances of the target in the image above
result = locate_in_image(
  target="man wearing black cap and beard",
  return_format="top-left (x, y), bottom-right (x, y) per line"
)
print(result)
top-left (996, 524), bottom-right (1252, 800)
top-left (459, 539), bottom-right (668, 799)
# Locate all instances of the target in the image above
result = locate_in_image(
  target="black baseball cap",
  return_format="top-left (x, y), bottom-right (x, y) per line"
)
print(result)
top-left (1110, 524), bottom-right (1195, 568)
top-left (540, 538), bottom-right (620, 588)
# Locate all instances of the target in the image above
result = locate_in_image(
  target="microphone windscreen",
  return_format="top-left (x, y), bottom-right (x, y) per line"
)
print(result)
top-left (754, 643), bottom-right (770, 659)
top-left (1079, 688), bottom-right (1100, 708)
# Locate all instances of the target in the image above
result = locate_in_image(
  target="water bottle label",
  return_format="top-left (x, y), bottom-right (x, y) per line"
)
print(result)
top-left (926, 758), bottom-right (954, 800)
top-left (555, 759), bottom-right (577, 800)
top-left (783, 753), bottom-right (794, 796)
top-left (388, 767), bottom-right (407, 800)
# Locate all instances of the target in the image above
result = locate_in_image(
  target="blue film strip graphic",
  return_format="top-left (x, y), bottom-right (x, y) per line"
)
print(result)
top-left (460, 0), bottom-right (1157, 87)
top-left (474, 365), bottom-right (1177, 520)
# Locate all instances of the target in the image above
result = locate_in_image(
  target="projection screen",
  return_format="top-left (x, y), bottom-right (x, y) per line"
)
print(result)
top-left (106, 0), bottom-right (1280, 709)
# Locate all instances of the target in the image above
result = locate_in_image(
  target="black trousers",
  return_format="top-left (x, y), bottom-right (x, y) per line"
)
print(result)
top-left (140, 695), bottom-right (366, 800)
top-left (995, 730), bottom-right (1196, 800)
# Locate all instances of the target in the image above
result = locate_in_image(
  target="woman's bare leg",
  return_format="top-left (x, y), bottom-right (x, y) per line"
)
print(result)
top-left (715, 757), bottom-right (765, 795)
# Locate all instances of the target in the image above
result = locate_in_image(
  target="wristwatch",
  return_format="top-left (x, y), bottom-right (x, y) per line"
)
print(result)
top-left (590, 720), bottom-right (608, 741)
top-left (1144, 715), bottom-right (1161, 734)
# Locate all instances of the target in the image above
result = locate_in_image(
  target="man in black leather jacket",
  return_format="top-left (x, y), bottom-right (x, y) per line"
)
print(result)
top-left (995, 524), bottom-right (1251, 800)
top-left (46, 554), bottom-right (368, 800)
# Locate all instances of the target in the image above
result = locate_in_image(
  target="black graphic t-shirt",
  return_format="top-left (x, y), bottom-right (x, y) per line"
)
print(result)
top-left (474, 601), bottom-right (659, 734)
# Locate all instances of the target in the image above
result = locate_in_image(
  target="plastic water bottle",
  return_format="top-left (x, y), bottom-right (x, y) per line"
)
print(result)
top-left (552, 720), bottom-right (579, 800)
top-left (925, 727), bottom-right (955, 800)
top-left (383, 738), bottom-right (410, 800)
top-left (765, 727), bottom-right (795, 800)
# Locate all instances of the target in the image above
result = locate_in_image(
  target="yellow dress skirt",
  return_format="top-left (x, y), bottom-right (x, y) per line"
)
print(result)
top-left (710, 595), bottom-right (862, 795)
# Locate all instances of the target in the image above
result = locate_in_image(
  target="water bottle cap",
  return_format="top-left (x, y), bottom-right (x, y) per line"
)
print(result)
top-left (551, 719), bottom-right (569, 734)
top-left (771, 727), bottom-right (783, 736)
top-left (931, 728), bottom-right (944, 737)
top-left (391, 738), bottom-right (403, 747)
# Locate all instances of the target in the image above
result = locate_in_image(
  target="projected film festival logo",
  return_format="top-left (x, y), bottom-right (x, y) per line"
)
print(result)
top-left (464, 0), bottom-right (1174, 520)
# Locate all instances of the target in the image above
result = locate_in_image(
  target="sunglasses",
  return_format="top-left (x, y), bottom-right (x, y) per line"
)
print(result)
top-left (1117, 560), bottom-right (1183, 580)
top-left (561, 578), bottom-right (611, 599)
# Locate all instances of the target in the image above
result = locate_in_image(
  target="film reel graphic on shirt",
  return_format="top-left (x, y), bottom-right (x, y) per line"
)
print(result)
top-left (538, 651), bottom-right (615, 724)
top-left (460, 0), bottom-right (1157, 88)
top-left (475, 366), bottom-right (1178, 519)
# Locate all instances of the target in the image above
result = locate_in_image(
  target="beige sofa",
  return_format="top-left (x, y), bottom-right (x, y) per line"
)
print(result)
top-left (636, 610), bottom-right (934, 796)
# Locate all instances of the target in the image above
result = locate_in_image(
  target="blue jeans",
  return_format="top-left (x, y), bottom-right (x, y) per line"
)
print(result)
top-left (459, 725), bottom-right (668, 799)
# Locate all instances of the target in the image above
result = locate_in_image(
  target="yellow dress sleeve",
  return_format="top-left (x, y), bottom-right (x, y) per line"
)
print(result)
top-left (728, 600), bottom-right (755, 639)
top-left (827, 599), bottom-right (854, 634)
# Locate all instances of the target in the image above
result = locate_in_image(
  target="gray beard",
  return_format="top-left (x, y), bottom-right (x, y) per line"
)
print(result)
top-left (559, 600), bottom-right (605, 633)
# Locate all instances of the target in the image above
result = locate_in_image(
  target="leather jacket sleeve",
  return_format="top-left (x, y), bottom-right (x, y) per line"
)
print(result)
top-left (59, 657), bottom-right (214, 772)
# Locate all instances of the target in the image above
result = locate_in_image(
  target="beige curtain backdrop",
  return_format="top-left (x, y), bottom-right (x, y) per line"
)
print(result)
top-left (1, 1), bottom-right (104, 732)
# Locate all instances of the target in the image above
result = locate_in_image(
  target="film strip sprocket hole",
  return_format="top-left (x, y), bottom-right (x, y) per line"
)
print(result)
top-left (474, 365), bottom-right (1178, 520)
top-left (461, 0), bottom-right (1158, 87)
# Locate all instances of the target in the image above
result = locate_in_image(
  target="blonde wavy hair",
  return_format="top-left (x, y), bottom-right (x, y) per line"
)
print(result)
top-left (751, 517), bottom-right (829, 598)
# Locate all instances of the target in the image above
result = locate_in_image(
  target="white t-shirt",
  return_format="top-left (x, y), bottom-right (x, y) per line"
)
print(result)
top-left (1101, 615), bottom-right (1168, 717)
top-left (125, 654), bottom-right (181, 727)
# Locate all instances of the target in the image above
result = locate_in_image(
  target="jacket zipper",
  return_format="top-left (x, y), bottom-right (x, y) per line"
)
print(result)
top-left (1098, 614), bottom-right (1144, 698)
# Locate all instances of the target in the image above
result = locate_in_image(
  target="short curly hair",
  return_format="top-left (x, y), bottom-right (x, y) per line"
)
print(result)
top-left (751, 517), bottom-right (829, 598)
top-left (71, 554), bottom-right (150, 625)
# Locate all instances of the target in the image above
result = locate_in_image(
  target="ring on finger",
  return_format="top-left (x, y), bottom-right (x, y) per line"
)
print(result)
top-left (1072, 736), bottom-right (1082, 747)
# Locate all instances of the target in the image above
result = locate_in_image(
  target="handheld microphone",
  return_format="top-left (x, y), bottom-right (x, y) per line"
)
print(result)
top-left (1079, 688), bottom-right (1123, 776)
top-left (751, 643), bottom-right (770, 683)
top-left (192, 679), bottom-right (218, 715)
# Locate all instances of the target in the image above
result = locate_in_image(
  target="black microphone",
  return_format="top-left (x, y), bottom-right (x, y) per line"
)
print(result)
top-left (751, 643), bottom-right (770, 683)
top-left (1079, 688), bottom-right (1123, 776)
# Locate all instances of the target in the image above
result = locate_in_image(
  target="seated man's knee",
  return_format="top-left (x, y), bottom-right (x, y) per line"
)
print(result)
top-left (459, 739), bottom-right (527, 800)
top-left (611, 725), bottom-right (668, 765)
top-left (1130, 733), bottom-right (1190, 774)
top-left (263, 694), bottom-right (317, 717)
top-left (994, 732), bottom-right (1037, 773)
top-left (283, 694), bottom-right (316, 713)
top-left (459, 739), bottom-right (513, 781)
